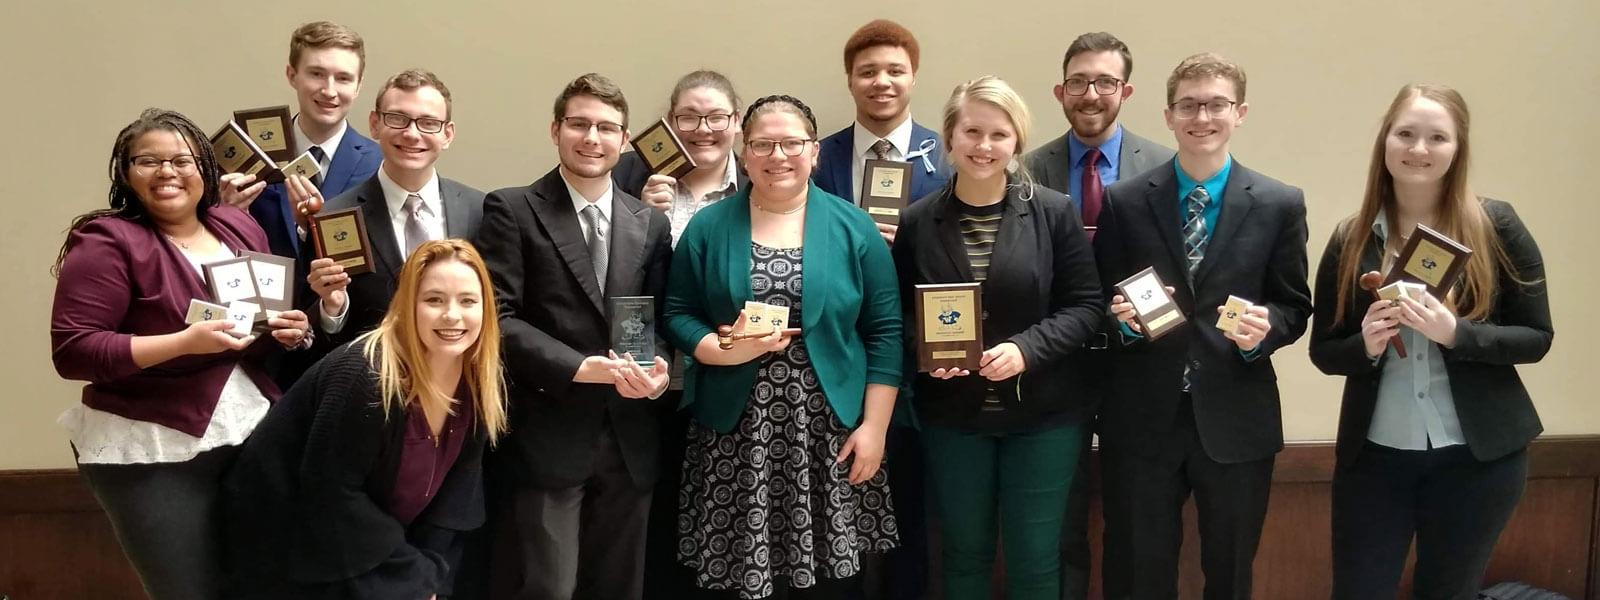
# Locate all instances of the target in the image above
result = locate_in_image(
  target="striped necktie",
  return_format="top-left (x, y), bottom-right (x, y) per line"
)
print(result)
top-left (1182, 186), bottom-right (1211, 275)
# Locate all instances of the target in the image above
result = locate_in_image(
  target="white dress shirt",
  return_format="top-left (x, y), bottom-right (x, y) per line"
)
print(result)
top-left (293, 116), bottom-right (347, 173)
top-left (849, 118), bottom-right (914, 205)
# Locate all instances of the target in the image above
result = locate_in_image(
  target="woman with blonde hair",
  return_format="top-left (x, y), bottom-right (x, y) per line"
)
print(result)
top-left (891, 76), bottom-right (1103, 598)
top-left (1308, 84), bottom-right (1552, 599)
top-left (223, 239), bottom-right (507, 600)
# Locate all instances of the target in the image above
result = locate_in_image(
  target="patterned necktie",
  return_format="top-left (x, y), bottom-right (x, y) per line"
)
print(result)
top-left (1080, 147), bottom-right (1105, 232)
top-left (1182, 186), bottom-right (1212, 275)
top-left (307, 145), bottom-right (327, 189)
top-left (402, 193), bottom-right (431, 258)
top-left (581, 204), bottom-right (608, 293)
top-left (870, 138), bottom-right (892, 160)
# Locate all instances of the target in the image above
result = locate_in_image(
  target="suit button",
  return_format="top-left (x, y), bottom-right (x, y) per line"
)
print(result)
top-left (1191, 360), bottom-right (1202, 369)
top-left (982, 310), bottom-right (990, 321)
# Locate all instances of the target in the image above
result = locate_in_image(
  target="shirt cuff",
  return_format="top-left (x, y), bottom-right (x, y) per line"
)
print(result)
top-left (1118, 321), bottom-right (1144, 344)
top-left (1239, 346), bottom-right (1262, 362)
top-left (319, 298), bottom-right (350, 334)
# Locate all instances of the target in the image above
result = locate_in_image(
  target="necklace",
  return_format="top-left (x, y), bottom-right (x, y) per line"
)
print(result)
top-left (164, 233), bottom-right (191, 250)
top-left (752, 197), bottom-right (805, 215)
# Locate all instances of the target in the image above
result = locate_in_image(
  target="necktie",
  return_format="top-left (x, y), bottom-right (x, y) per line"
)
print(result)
top-left (403, 193), bottom-right (431, 258)
top-left (1080, 147), bottom-right (1105, 233)
top-left (307, 145), bottom-right (327, 188)
top-left (870, 138), bottom-right (892, 160)
top-left (1183, 186), bottom-right (1212, 275)
top-left (581, 204), bottom-right (608, 293)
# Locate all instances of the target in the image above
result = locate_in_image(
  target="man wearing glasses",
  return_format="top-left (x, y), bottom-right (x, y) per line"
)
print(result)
top-left (476, 73), bottom-right (674, 600)
top-left (302, 69), bottom-right (484, 361)
top-left (1022, 31), bottom-right (1173, 600)
top-left (1092, 53), bottom-right (1311, 599)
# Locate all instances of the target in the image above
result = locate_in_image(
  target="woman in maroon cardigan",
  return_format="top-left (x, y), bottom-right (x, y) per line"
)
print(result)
top-left (50, 108), bottom-right (311, 600)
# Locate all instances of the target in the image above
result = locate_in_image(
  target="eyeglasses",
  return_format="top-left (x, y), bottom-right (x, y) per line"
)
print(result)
top-left (1063, 77), bottom-right (1124, 96)
top-left (560, 117), bottom-right (625, 137)
top-left (377, 111), bottom-right (448, 134)
top-left (672, 113), bottom-right (734, 132)
top-left (1169, 99), bottom-right (1238, 120)
top-left (745, 138), bottom-right (813, 157)
top-left (130, 154), bottom-right (199, 176)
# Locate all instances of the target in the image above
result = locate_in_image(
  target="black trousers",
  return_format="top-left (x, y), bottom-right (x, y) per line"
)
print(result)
top-left (1059, 423), bottom-right (1096, 600)
top-left (643, 397), bottom-right (698, 599)
top-left (1100, 396), bottom-right (1274, 600)
top-left (1332, 441), bottom-right (1527, 600)
top-left (862, 422), bottom-right (930, 600)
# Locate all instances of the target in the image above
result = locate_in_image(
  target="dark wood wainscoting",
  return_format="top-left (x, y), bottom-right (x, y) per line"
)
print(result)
top-left (3, 436), bottom-right (1597, 600)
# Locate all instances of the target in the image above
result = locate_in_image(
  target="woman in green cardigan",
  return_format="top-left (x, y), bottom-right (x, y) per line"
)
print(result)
top-left (663, 94), bottom-right (904, 599)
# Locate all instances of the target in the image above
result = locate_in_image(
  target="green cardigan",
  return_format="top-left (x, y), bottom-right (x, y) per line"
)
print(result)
top-left (663, 185), bottom-right (904, 433)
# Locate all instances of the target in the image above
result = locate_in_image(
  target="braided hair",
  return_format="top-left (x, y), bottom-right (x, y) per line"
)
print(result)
top-left (53, 108), bottom-right (224, 276)
top-left (741, 94), bottom-right (818, 138)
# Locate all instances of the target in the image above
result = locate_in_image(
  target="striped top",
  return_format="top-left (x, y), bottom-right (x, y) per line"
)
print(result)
top-left (957, 200), bottom-right (1005, 281)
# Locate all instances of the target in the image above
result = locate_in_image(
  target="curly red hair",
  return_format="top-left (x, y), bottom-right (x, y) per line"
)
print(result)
top-left (843, 19), bottom-right (920, 74)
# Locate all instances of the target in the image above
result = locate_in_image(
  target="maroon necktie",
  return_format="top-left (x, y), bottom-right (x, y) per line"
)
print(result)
top-left (1080, 147), bottom-right (1104, 234)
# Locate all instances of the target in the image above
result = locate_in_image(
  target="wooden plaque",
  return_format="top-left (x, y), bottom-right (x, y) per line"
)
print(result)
top-left (1115, 266), bottom-right (1186, 341)
top-left (915, 282), bottom-right (984, 371)
top-left (202, 256), bottom-right (260, 305)
top-left (209, 121), bottom-right (284, 184)
top-left (232, 105), bottom-right (297, 164)
top-left (860, 159), bottom-right (911, 225)
top-left (629, 118), bottom-right (697, 179)
top-left (1383, 224), bottom-right (1472, 299)
top-left (239, 250), bottom-right (296, 314)
top-left (310, 207), bottom-right (375, 276)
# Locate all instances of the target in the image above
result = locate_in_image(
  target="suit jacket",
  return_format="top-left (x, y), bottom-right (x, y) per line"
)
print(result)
top-left (814, 121), bottom-right (949, 205)
top-left (51, 206), bottom-right (283, 437)
top-left (610, 150), bottom-right (749, 198)
top-left (1024, 127), bottom-right (1174, 197)
top-left (224, 343), bottom-right (484, 600)
top-left (1308, 199), bottom-right (1551, 467)
top-left (662, 185), bottom-right (904, 434)
top-left (1092, 160), bottom-right (1312, 463)
top-left (476, 168), bottom-right (674, 489)
top-left (307, 174), bottom-right (486, 351)
top-left (249, 124), bottom-right (382, 260)
top-left (891, 181), bottom-right (1103, 431)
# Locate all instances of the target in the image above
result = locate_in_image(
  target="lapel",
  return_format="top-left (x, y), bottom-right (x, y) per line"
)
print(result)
top-left (1141, 165), bottom-right (1189, 286)
top-left (819, 127), bottom-right (853, 200)
top-left (1193, 163), bottom-right (1255, 286)
top-left (528, 171), bottom-right (605, 316)
top-left (907, 122), bottom-right (944, 200)
top-left (603, 192), bottom-right (650, 297)
top-left (1041, 133), bottom-right (1070, 192)
top-left (985, 188), bottom-right (1034, 290)
top-left (440, 178), bottom-right (473, 238)
top-left (931, 190), bottom-right (976, 282)
top-left (798, 186), bottom-right (830, 332)
top-left (354, 176), bottom-right (405, 281)
top-left (320, 126), bottom-right (373, 197)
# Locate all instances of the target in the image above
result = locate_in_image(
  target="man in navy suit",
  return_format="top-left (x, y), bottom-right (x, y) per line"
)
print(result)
top-left (814, 19), bottom-right (948, 246)
top-left (220, 20), bottom-right (382, 261)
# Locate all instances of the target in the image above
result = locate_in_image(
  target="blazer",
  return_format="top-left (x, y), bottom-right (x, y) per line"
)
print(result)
top-left (814, 121), bottom-right (949, 204)
top-left (307, 174), bottom-right (486, 351)
top-left (1308, 199), bottom-right (1552, 467)
top-left (610, 150), bottom-right (749, 198)
top-left (1024, 127), bottom-right (1175, 197)
top-left (1092, 160), bottom-right (1312, 463)
top-left (476, 168), bottom-right (674, 489)
top-left (249, 124), bottom-right (382, 260)
top-left (892, 181), bottom-right (1104, 431)
top-left (51, 205), bottom-right (283, 437)
top-left (662, 185), bottom-right (904, 433)
top-left (223, 343), bottom-right (485, 600)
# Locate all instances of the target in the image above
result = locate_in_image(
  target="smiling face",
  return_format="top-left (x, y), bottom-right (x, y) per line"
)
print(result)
top-left (848, 45), bottom-right (915, 129)
top-left (126, 129), bottom-right (205, 226)
top-left (1164, 75), bottom-right (1248, 157)
top-left (1055, 50), bottom-right (1133, 142)
top-left (370, 85), bottom-right (454, 175)
top-left (550, 94), bottom-right (627, 181)
top-left (1384, 97), bottom-right (1458, 188)
top-left (286, 47), bottom-right (362, 131)
top-left (949, 100), bottom-right (1018, 182)
top-left (742, 110), bottom-right (818, 199)
top-left (414, 258), bottom-right (483, 360)
top-left (672, 86), bottom-right (740, 170)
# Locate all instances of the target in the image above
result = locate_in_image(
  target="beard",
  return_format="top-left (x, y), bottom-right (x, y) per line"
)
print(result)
top-left (1064, 99), bottom-right (1123, 140)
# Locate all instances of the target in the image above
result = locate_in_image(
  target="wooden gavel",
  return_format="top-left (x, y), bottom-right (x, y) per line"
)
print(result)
top-left (716, 324), bottom-right (801, 350)
top-left (1359, 271), bottom-right (1408, 358)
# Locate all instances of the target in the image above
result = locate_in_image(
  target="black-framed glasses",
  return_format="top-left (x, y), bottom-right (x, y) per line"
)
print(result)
top-left (745, 138), bottom-right (813, 158)
top-left (1169, 99), bottom-right (1238, 120)
top-left (672, 113), bottom-right (734, 132)
top-left (378, 111), bottom-right (448, 134)
top-left (1063, 77), bottom-right (1124, 96)
top-left (130, 154), bottom-right (199, 176)
top-left (559, 117), bottom-right (625, 137)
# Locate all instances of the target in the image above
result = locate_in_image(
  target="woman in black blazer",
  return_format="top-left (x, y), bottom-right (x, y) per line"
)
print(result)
top-left (891, 75), bottom-right (1103, 599)
top-left (1309, 84), bottom-right (1552, 600)
top-left (223, 239), bottom-right (509, 600)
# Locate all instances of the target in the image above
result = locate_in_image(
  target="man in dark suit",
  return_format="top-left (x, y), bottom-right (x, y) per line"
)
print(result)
top-left (476, 73), bottom-right (673, 600)
top-left (1022, 32), bottom-right (1174, 600)
top-left (1092, 53), bottom-right (1311, 600)
top-left (220, 21), bottom-right (382, 262)
top-left (304, 69), bottom-right (484, 354)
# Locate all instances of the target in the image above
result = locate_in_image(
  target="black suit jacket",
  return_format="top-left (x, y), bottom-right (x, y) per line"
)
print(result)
top-left (1092, 160), bottom-right (1312, 463)
top-left (892, 182), bottom-right (1104, 431)
top-left (1308, 199), bottom-right (1551, 467)
top-left (610, 151), bottom-right (749, 198)
top-left (476, 168), bottom-right (674, 489)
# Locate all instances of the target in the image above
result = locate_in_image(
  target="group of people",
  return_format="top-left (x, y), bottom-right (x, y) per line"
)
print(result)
top-left (48, 17), bottom-right (1552, 600)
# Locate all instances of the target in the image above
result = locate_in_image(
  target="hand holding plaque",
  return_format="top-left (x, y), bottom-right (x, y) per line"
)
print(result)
top-left (1114, 267), bottom-right (1187, 341)
top-left (630, 118), bottom-right (697, 179)
top-left (915, 282), bottom-right (983, 371)
top-left (860, 159), bottom-right (911, 226)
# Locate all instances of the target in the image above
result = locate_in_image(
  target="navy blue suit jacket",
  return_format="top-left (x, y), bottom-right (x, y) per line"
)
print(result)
top-left (248, 124), bottom-right (383, 260)
top-left (814, 121), bottom-right (948, 205)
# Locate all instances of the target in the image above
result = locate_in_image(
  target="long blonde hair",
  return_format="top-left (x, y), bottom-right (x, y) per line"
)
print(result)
top-left (940, 75), bottom-right (1039, 195)
top-left (359, 239), bottom-right (508, 444)
top-left (1332, 84), bottom-right (1519, 326)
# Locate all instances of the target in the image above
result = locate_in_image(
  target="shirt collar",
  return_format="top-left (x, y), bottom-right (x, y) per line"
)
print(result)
top-left (1066, 124), bottom-right (1125, 171)
top-left (561, 169), bottom-right (615, 222)
top-left (852, 117), bottom-right (915, 159)
top-left (377, 165), bottom-right (442, 219)
top-left (1174, 154), bottom-right (1233, 203)
top-left (293, 116), bottom-right (347, 162)
top-left (1371, 209), bottom-right (1391, 243)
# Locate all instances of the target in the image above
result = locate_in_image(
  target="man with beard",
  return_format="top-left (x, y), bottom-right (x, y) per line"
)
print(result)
top-left (1022, 32), bottom-right (1172, 600)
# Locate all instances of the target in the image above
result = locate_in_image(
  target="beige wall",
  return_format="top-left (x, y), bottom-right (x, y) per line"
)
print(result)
top-left (3, 1), bottom-right (1594, 469)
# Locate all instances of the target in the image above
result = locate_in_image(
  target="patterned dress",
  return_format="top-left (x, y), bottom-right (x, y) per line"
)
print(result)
top-left (678, 242), bottom-right (899, 599)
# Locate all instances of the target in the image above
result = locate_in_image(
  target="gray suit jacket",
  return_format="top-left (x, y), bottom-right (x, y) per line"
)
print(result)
top-left (1024, 127), bottom-right (1174, 199)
